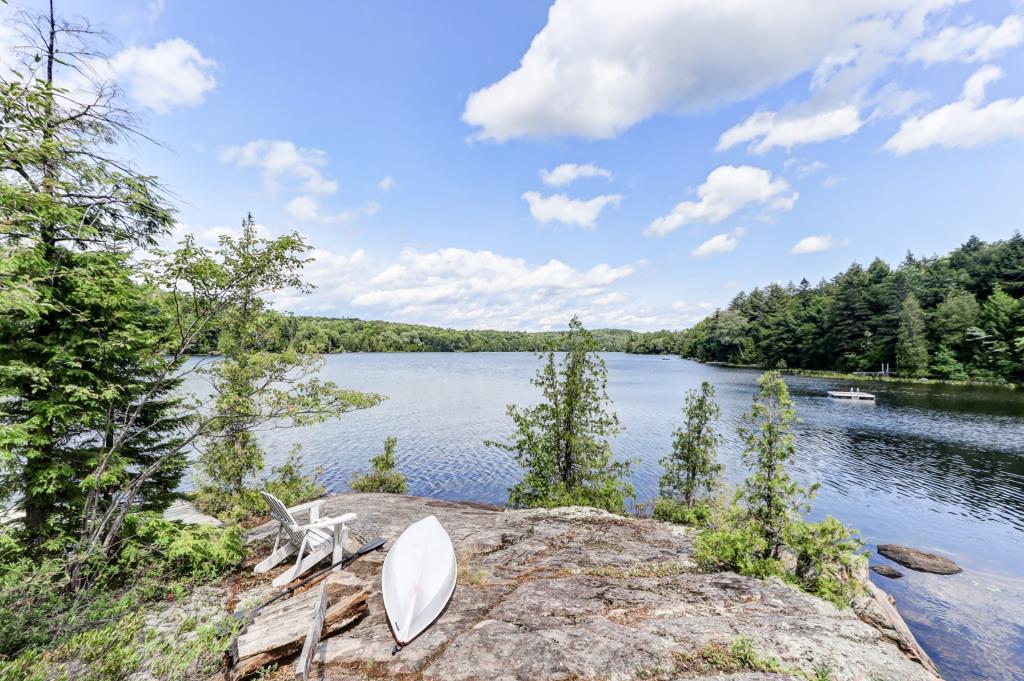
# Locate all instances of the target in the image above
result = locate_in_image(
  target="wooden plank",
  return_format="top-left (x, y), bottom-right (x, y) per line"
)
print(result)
top-left (295, 582), bottom-right (329, 680)
top-left (236, 589), bottom-right (367, 660)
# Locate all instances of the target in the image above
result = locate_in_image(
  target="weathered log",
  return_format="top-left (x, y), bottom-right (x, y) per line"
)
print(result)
top-left (231, 588), bottom-right (368, 678)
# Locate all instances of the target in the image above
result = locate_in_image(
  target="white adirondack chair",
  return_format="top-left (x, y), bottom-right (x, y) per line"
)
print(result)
top-left (254, 491), bottom-right (356, 588)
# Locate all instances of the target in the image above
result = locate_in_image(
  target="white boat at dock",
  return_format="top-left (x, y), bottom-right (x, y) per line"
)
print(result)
top-left (828, 387), bottom-right (876, 402)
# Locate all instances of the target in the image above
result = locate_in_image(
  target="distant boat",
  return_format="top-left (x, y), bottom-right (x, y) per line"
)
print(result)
top-left (828, 387), bottom-right (876, 402)
top-left (382, 515), bottom-right (457, 648)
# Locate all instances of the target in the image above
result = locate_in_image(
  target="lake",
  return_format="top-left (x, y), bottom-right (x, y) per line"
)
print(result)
top-left (210, 352), bottom-right (1024, 681)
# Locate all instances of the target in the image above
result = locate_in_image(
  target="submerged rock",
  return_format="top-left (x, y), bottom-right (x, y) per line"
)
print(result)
top-left (872, 564), bottom-right (904, 579)
top-left (877, 544), bottom-right (961, 575)
top-left (244, 494), bottom-right (942, 680)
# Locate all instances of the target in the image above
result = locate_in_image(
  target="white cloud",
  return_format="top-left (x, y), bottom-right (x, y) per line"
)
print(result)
top-left (822, 175), bottom-right (844, 188)
top-left (220, 140), bottom-right (339, 196)
top-left (645, 165), bottom-right (796, 237)
top-left (378, 175), bottom-right (395, 192)
top-left (540, 163), bottom-right (613, 187)
top-left (285, 196), bottom-right (380, 224)
top-left (103, 39), bottom-right (217, 113)
top-left (691, 228), bottom-right (744, 258)
top-left (168, 221), bottom-right (707, 331)
top-left (884, 65), bottom-right (1024, 155)
top-left (462, 0), bottom-right (957, 141)
top-left (717, 105), bottom-right (863, 153)
top-left (908, 15), bottom-right (1024, 64)
top-left (790, 234), bottom-right (838, 254)
top-left (522, 191), bottom-right (622, 228)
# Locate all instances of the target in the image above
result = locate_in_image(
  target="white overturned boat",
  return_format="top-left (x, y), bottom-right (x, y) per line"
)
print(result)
top-left (382, 515), bottom-right (457, 648)
top-left (828, 387), bottom-right (876, 402)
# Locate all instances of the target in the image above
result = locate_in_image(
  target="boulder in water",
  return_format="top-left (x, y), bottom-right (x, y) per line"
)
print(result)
top-left (872, 564), bottom-right (904, 579)
top-left (877, 544), bottom-right (961, 575)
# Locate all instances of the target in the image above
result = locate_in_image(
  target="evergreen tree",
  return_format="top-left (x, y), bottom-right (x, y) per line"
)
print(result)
top-left (895, 293), bottom-right (929, 377)
top-left (0, 4), bottom-right (180, 549)
top-left (192, 217), bottom-right (383, 517)
top-left (739, 371), bottom-right (816, 560)
top-left (487, 316), bottom-right (634, 512)
top-left (659, 382), bottom-right (722, 507)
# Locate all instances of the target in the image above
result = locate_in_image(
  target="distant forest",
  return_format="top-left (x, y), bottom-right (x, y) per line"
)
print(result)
top-left (627, 233), bottom-right (1024, 383)
top-left (187, 314), bottom-right (636, 353)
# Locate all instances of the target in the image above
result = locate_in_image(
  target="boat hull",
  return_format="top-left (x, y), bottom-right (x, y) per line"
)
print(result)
top-left (382, 515), bottom-right (457, 645)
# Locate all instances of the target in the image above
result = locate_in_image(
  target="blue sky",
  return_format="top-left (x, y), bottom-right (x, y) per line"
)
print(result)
top-left (5, 0), bottom-right (1024, 329)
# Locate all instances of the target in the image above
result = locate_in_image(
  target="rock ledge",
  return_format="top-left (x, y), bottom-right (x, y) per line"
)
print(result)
top-left (242, 494), bottom-right (942, 681)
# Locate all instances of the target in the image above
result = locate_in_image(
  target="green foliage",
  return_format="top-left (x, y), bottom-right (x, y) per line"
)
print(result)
top-left (195, 445), bottom-right (327, 521)
top-left (783, 517), bottom-right (864, 607)
top-left (739, 372), bottom-right (817, 561)
top-left (487, 317), bottom-right (634, 513)
top-left (629, 234), bottom-right (1024, 383)
top-left (651, 496), bottom-right (713, 526)
top-left (675, 637), bottom-right (780, 674)
top-left (896, 293), bottom-right (929, 376)
top-left (1, 610), bottom-right (237, 681)
top-left (185, 312), bottom-right (637, 354)
top-left (688, 373), bottom-right (863, 609)
top-left (115, 514), bottom-right (243, 582)
top-left (0, 10), bottom-right (184, 552)
top-left (191, 217), bottom-right (383, 520)
top-left (0, 515), bottom-right (241, 665)
top-left (659, 381), bottom-right (722, 508)
top-left (351, 436), bottom-right (408, 494)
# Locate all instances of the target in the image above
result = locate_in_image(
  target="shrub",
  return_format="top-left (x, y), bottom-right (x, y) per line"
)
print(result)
top-left (652, 496), bottom-right (712, 526)
top-left (351, 437), bottom-right (408, 494)
top-left (116, 514), bottom-right (244, 582)
top-left (195, 445), bottom-right (325, 522)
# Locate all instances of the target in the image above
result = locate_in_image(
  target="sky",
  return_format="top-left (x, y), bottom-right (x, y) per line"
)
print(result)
top-left (3, 0), bottom-right (1024, 330)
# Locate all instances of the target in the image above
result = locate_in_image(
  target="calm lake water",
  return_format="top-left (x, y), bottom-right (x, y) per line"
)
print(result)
top-left (193, 352), bottom-right (1024, 680)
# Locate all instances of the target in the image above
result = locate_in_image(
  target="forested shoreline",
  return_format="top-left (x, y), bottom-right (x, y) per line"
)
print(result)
top-left (627, 234), bottom-right (1024, 384)
top-left (185, 314), bottom-right (636, 353)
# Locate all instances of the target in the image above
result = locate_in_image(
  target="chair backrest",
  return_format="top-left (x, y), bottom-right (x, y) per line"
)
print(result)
top-left (261, 491), bottom-right (304, 547)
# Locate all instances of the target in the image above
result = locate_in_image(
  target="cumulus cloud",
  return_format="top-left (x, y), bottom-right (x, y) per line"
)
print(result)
top-left (522, 191), bottom-right (622, 228)
top-left (645, 165), bottom-right (796, 237)
top-left (378, 175), bottom-right (395, 192)
top-left (540, 163), bottom-right (613, 187)
top-left (220, 140), bottom-right (339, 196)
top-left (102, 39), bottom-right (217, 113)
top-left (717, 106), bottom-right (863, 153)
top-left (462, 0), bottom-right (958, 141)
top-left (908, 15), bottom-right (1023, 64)
top-left (691, 228), bottom-right (744, 258)
top-left (884, 65), bottom-right (1024, 155)
top-left (790, 234), bottom-right (838, 254)
top-left (285, 196), bottom-right (380, 224)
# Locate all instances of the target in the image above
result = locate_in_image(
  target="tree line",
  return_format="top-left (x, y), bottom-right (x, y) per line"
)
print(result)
top-left (627, 234), bottom-right (1024, 383)
top-left (184, 312), bottom-right (635, 354)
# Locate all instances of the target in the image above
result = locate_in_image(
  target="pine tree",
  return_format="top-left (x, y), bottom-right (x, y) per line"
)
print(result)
top-left (659, 382), bottom-right (722, 507)
top-left (739, 371), bottom-right (816, 560)
top-left (895, 293), bottom-right (929, 377)
top-left (487, 316), bottom-right (633, 512)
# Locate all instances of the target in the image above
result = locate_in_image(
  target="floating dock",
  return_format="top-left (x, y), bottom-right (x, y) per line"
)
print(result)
top-left (828, 388), bottom-right (876, 402)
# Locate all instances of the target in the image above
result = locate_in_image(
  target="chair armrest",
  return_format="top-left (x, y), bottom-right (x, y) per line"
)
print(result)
top-left (297, 513), bottom-right (357, 531)
top-left (308, 501), bottom-right (321, 524)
